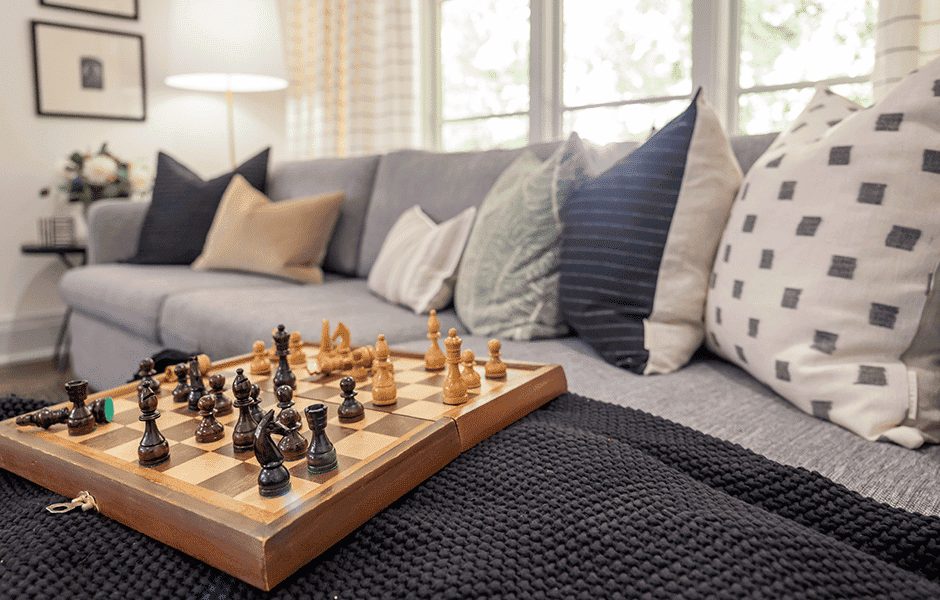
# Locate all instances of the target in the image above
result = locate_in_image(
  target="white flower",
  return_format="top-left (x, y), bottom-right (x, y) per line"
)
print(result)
top-left (82, 155), bottom-right (118, 185)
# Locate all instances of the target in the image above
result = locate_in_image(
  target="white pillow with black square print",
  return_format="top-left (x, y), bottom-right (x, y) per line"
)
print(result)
top-left (705, 60), bottom-right (940, 448)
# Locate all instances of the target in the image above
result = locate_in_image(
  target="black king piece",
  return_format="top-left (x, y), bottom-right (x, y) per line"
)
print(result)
top-left (272, 324), bottom-right (297, 390)
top-left (231, 368), bottom-right (257, 453)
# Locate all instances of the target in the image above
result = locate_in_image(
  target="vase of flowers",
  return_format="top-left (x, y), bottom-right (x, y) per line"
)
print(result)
top-left (52, 144), bottom-right (153, 242)
top-left (59, 143), bottom-right (131, 209)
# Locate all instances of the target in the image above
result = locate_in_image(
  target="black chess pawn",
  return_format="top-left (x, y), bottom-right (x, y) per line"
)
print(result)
top-left (187, 356), bottom-right (207, 412)
top-left (249, 383), bottom-right (264, 425)
top-left (231, 368), bottom-right (257, 453)
top-left (136, 357), bottom-right (160, 393)
top-left (255, 409), bottom-right (291, 497)
top-left (195, 394), bottom-right (225, 443)
top-left (171, 363), bottom-right (190, 403)
top-left (65, 379), bottom-right (96, 436)
top-left (305, 403), bottom-right (337, 474)
top-left (138, 381), bottom-right (170, 467)
top-left (16, 406), bottom-right (69, 429)
top-left (275, 385), bottom-right (308, 461)
top-left (209, 373), bottom-right (233, 416)
top-left (272, 324), bottom-right (297, 390)
top-left (337, 376), bottom-right (364, 422)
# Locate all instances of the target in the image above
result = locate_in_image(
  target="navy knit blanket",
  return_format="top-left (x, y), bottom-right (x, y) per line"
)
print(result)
top-left (1, 392), bottom-right (938, 599)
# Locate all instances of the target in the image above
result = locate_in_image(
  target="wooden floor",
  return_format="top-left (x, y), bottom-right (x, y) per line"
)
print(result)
top-left (0, 358), bottom-right (77, 403)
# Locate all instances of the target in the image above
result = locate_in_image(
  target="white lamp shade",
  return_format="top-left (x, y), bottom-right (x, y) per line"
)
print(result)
top-left (165, 0), bottom-right (288, 92)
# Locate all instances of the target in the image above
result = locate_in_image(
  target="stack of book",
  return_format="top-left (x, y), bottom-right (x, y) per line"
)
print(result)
top-left (37, 217), bottom-right (75, 246)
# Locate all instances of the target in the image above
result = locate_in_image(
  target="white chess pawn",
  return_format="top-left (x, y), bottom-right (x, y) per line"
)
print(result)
top-left (485, 339), bottom-right (506, 379)
top-left (425, 310), bottom-right (445, 371)
top-left (371, 335), bottom-right (397, 406)
top-left (288, 331), bottom-right (307, 365)
top-left (250, 340), bottom-right (271, 375)
top-left (461, 350), bottom-right (481, 389)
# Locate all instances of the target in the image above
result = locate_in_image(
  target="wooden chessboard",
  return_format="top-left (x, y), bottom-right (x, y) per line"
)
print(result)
top-left (0, 345), bottom-right (567, 590)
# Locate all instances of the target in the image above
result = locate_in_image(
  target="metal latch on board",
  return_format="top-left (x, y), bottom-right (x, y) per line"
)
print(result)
top-left (46, 491), bottom-right (98, 514)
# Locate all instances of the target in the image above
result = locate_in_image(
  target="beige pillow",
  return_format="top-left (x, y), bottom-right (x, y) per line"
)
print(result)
top-left (192, 174), bottom-right (343, 283)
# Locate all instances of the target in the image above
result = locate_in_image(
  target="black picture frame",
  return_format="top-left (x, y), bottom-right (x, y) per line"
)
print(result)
top-left (39, 0), bottom-right (138, 20)
top-left (31, 21), bottom-right (146, 121)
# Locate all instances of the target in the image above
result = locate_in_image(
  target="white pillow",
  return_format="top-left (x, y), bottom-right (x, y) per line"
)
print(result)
top-left (368, 205), bottom-right (476, 314)
top-left (706, 61), bottom-right (940, 448)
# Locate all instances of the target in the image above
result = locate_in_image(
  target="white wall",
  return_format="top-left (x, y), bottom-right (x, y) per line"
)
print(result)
top-left (0, 1), bottom-right (287, 365)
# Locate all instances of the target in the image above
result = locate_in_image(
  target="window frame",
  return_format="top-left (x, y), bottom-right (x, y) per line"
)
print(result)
top-left (429, 0), bottom-right (874, 148)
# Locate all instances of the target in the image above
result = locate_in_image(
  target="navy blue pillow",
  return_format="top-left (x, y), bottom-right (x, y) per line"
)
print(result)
top-left (559, 95), bottom-right (698, 373)
top-left (128, 148), bottom-right (270, 265)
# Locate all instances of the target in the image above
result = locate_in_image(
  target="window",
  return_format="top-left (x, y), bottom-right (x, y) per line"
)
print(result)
top-left (562, 0), bottom-right (692, 144)
top-left (435, 0), bottom-right (876, 149)
top-left (439, 0), bottom-right (530, 151)
top-left (736, 1), bottom-right (876, 134)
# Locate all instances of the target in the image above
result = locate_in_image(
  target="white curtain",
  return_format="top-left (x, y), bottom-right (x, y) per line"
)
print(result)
top-left (286, 0), bottom-right (418, 158)
top-left (873, 0), bottom-right (940, 102)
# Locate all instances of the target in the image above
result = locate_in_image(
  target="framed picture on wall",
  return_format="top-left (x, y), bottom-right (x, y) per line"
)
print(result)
top-left (39, 0), bottom-right (138, 20)
top-left (31, 21), bottom-right (146, 121)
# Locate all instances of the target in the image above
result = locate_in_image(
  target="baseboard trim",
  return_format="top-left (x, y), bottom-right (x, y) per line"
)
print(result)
top-left (0, 310), bottom-right (65, 366)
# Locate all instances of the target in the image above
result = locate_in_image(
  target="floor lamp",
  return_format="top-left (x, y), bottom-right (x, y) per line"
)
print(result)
top-left (164, 0), bottom-right (288, 169)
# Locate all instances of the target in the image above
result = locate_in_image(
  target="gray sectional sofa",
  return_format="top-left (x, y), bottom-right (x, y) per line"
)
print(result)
top-left (59, 133), bottom-right (940, 518)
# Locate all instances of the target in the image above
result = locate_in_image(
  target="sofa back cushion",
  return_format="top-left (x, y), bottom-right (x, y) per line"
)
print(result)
top-left (267, 154), bottom-right (380, 276)
top-left (730, 133), bottom-right (778, 174)
top-left (356, 142), bottom-right (560, 277)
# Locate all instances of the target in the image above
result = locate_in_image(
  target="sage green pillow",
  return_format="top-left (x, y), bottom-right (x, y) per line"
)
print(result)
top-left (455, 133), bottom-right (591, 340)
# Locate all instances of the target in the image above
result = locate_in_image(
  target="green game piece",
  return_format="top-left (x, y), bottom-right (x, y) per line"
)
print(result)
top-left (91, 396), bottom-right (114, 425)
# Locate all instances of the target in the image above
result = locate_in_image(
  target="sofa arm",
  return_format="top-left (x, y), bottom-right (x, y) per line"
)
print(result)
top-left (86, 199), bottom-right (149, 264)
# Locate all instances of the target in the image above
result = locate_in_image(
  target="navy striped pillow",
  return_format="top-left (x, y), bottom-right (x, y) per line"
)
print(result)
top-left (561, 90), bottom-right (717, 373)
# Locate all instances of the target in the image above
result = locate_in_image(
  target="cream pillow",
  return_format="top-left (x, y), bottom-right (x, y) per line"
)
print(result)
top-left (192, 174), bottom-right (343, 283)
top-left (706, 62), bottom-right (940, 448)
top-left (368, 205), bottom-right (477, 314)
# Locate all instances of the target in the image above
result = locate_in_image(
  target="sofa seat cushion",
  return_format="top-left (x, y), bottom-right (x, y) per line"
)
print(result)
top-left (158, 278), bottom-right (466, 361)
top-left (392, 334), bottom-right (940, 517)
top-left (60, 264), bottom-right (296, 343)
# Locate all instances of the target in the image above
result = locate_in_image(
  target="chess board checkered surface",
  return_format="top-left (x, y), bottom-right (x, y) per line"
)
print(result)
top-left (0, 345), bottom-right (567, 590)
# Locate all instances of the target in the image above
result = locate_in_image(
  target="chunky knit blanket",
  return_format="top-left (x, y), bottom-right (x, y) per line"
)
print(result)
top-left (1, 392), bottom-right (939, 599)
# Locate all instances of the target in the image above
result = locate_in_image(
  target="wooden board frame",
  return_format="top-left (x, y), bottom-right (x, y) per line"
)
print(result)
top-left (0, 347), bottom-right (567, 590)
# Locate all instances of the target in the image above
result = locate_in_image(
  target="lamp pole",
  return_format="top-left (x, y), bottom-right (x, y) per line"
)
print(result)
top-left (226, 85), bottom-right (236, 169)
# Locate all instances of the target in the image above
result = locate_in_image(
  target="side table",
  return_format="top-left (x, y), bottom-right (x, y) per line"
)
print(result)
top-left (20, 243), bottom-right (87, 369)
